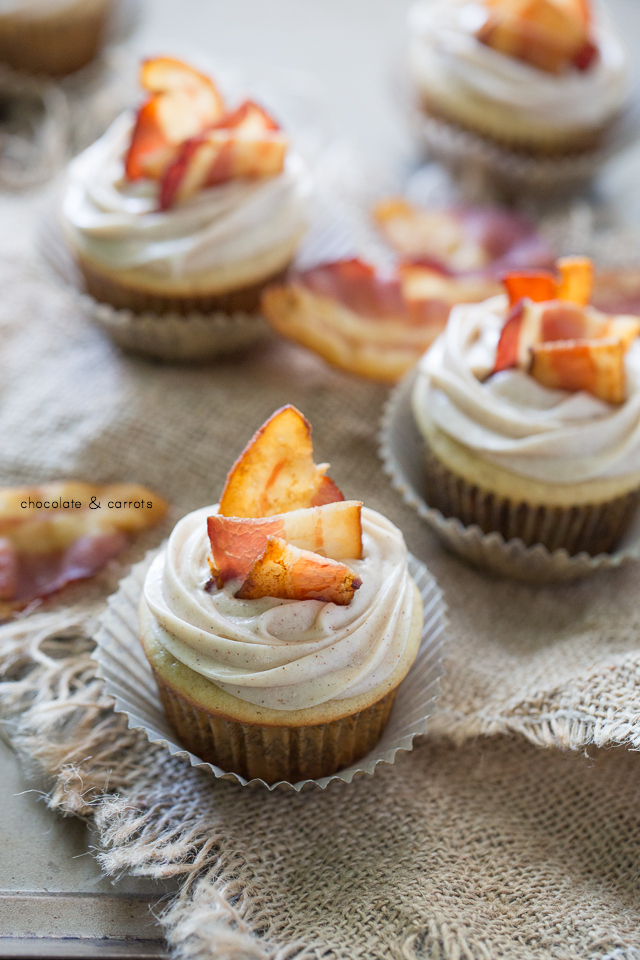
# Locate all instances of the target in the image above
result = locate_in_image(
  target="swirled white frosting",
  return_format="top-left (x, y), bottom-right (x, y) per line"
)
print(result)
top-left (408, 0), bottom-right (630, 132)
top-left (61, 112), bottom-right (309, 279)
top-left (413, 295), bottom-right (640, 483)
top-left (142, 505), bottom-right (417, 711)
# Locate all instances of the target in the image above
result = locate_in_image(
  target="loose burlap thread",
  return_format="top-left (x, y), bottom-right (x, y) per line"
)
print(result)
top-left (2, 186), bottom-right (640, 957)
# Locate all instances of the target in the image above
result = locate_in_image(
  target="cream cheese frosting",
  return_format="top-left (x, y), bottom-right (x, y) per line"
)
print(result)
top-left (407, 0), bottom-right (630, 133)
top-left (141, 504), bottom-right (416, 712)
top-left (61, 112), bottom-right (309, 280)
top-left (413, 295), bottom-right (640, 484)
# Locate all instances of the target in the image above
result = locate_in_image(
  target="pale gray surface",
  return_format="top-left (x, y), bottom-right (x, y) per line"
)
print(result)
top-left (0, 738), bottom-right (171, 947)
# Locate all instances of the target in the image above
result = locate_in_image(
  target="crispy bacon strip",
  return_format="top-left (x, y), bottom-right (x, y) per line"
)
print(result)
top-left (159, 100), bottom-right (286, 209)
top-left (125, 57), bottom-right (224, 181)
top-left (373, 201), bottom-right (552, 278)
top-left (235, 537), bottom-right (361, 605)
top-left (556, 256), bottom-right (593, 306)
top-left (477, 0), bottom-right (594, 74)
top-left (503, 271), bottom-right (557, 307)
top-left (219, 405), bottom-right (344, 519)
top-left (208, 500), bottom-right (362, 585)
top-left (530, 338), bottom-right (626, 404)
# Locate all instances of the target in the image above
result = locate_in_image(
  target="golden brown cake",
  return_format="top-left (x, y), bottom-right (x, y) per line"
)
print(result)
top-left (0, 0), bottom-right (114, 78)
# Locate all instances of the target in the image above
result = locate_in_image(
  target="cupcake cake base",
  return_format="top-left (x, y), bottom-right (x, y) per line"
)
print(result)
top-left (79, 260), bottom-right (290, 316)
top-left (0, 0), bottom-right (114, 78)
top-left (422, 441), bottom-right (640, 557)
top-left (138, 583), bottom-right (424, 785)
top-left (94, 549), bottom-right (446, 789)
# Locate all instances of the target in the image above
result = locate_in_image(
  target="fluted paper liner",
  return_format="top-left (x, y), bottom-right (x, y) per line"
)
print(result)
top-left (93, 548), bottom-right (447, 791)
top-left (39, 213), bottom-right (270, 362)
top-left (402, 76), bottom-right (640, 197)
top-left (379, 369), bottom-right (640, 583)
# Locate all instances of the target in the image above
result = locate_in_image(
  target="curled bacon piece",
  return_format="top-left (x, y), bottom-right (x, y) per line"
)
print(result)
top-left (219, 405), bottom-right (344, 519)
top-left (235, 537), bottom-right (361, 605)
top-left (530, 338), bottom-right (626, 405)
top-left (208, 500), bottom-right (363, 586)
top-left (263, 201), bottom-right (551, 384)
top-left (374, 200), bottom-right (552, 279)
top-left (492, 256), bottom-right (640, 403)
top-left (125, 57), bottom-right (224, 181)
top-left (476, 0), bottom-right (595, 75)
top-left (263, 259), bottom-right (502, 384)
top-left (160, 100), bottom-right (286, 209)
top-left (503, 257), bottom-right (593, 308)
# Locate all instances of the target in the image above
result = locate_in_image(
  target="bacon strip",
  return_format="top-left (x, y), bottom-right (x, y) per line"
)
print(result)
top-left (0, 482), bottom-right (168, 618)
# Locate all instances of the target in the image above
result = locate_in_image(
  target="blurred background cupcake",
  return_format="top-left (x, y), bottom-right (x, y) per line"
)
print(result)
top-left (0, 0), bottom-right (116, 78)
top-left (408, 0), bottom-right (630, 154)
top-left (406, 0), bottom-right (633, 192)
top-left (411, 257), bottom-right (640, 556)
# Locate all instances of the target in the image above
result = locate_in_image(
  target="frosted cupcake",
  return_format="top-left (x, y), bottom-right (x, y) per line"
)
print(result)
top-left (407, 0), bottom-right (630, 155)
top-left (0, 0), bottom-right (114, 77)
top-left (412, 257), bottom-right (640, 555)
top-left (60, 57), bottom-right (309, 316)
top-left (138, 405), bottom-right (423, 784)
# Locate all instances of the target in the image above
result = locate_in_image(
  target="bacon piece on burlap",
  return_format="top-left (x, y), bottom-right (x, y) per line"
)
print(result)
top-left (0, 483), bottom-right (168, 619)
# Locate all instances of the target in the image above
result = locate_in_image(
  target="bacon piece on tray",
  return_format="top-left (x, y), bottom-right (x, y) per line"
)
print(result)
top-left (262, 202), bottom-right (551, 384)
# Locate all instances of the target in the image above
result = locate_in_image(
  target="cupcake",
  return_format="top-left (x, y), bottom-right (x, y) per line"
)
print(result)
top-left (263, 198), bottom-right (551, 383)
top-left (412, 256), bottom-right (640, 555)
top-left (60, 57), bottom-right (309, 318)
top-left (0, 0), bottom-right (115, 78)
top-left (407, 0), bottom-right (630, 156)
top-left (138, 405), bottom-right (423, 783)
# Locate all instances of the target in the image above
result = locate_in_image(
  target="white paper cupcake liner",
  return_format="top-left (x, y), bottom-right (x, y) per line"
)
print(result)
top-left (403, 78), bottom-right (640, 198)
top-left (93, 547), bottom-right (447, 791)
top-left (38, 212), bottom-right (270, 362)
top-left (379, 369), bottom-right (640, 583)
top-left (0, 65), bottom-right (69, 189)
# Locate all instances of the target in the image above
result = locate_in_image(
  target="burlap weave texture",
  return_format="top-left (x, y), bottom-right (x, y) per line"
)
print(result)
top-left (1, 186), bottom-right (640, 957)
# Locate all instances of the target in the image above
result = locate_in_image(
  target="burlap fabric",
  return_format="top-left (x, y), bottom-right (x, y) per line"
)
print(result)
top-left (2, 185), bottom-right (640, 958)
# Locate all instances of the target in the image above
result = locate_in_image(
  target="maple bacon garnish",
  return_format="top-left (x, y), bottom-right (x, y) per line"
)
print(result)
top-left (493, 257), bottom-right (640, 403)
top-left (208, 406), bottom-right (362, 604)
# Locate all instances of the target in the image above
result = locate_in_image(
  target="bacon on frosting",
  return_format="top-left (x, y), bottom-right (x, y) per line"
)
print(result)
top-left (0, 483), bottom-right (168, 618)
top-left (208, 500), bottom-right (363, 586)
top-left (493, 258), bottom-right (640, 403)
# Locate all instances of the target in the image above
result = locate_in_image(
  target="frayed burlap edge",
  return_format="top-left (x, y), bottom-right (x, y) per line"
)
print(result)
top-left (0, 610), bottom-right (284, 959)
top-left (2, 611), bottom-right (640, 959)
